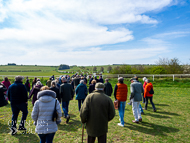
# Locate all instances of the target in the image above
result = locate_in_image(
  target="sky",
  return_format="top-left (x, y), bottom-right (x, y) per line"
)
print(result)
top-left (0, 0), bottom-right (190, 66)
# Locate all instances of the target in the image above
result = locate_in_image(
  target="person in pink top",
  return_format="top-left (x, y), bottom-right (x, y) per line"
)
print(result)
top-left (1, 77), bottom-right (11, 92)
top-left (1, 77), bottom-right (11, 101)
top-left (142, 77), bottom-right (147, 103)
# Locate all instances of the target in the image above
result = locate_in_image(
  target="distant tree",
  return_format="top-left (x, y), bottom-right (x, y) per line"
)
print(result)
top-left (93, 66), bottom-right (97, 72)
top-left (107, 66), bottom-right (112, 72)
top-left (58, 64), bottom-right (70, 70)
top-left (100, 67), bottom-right (104, 72)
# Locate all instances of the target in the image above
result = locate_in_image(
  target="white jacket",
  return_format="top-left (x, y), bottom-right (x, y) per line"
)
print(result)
top-left (31, 90), bottom-right (62, 134)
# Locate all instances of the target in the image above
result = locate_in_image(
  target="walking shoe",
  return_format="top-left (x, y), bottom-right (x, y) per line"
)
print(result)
top-left (11, 127), bottom-right (17, 135)
top-left (143, 108), bottom-right (147, 110)
top-left (139, 118), bottom-right (142, 122)
top-left (117, 123), bottom-right (124, 127)
top-left (18, 126), bottom-right (27, 131)
top-left (153, 109), bottom-right (156, 112)
top-left (132, 120), bottom-right (139, 124)
top-left (66, 115), bottom-right (70, 124)
top-left (141, 112), bottom-right (145, 115)
top-left (128, 102), bottom-right (132, 105)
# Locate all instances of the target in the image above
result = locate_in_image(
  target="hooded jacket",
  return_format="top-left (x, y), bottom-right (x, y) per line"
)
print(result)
top-left (31, 90), bottom-right (62, 134)
top-left (29, 84), bottom-right (43, 105)
top-left (75, 83), bottom-right (87, 100)
top-left (144, 82), bottom-right (154, 98)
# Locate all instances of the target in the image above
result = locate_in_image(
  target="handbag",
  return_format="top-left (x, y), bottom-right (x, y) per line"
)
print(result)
top-left (52, 100), bottom-right (58, 122)
top-left (114, 100), bottom-right (120, 110)
top-left (149, 88), bottom-right (154, 94)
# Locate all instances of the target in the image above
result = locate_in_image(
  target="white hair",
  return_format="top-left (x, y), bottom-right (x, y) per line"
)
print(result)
top-left (36, 81), bottom-right (42, 86)
top-left (80, 80), bottom-right (84, 84)
top-left (143, 77), bottom-right (147, 82)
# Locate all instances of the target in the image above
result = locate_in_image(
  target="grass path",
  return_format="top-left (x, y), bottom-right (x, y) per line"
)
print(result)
top-left (0, 86), bottom-right (189, 142)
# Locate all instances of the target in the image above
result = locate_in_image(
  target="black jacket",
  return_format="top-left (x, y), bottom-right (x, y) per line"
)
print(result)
top-left (59, 82), bottom-right (74, 102)
top-left (50, 87), bottom-right (61, 103)
top-left (0, 84), bottom-right (7, 107)
top-left (8, 81), bottom-right (28, 104)
top-left (104, 82), bottom-right (113, 96)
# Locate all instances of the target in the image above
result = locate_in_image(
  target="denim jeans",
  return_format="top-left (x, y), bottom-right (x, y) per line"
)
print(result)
top-left (78, 99), bottom-right (85, 111)
top-left (38, 132), bottom-right (55, 143)
top-left (62, 101), bottom-right (70, 117)
top-left (11, 102), bottom-right (28, 129)
top-left (118, 101), bottom-right (126, 125)
top-left (145, 97), bottom-right (156, 110)
top-left (139, 104), bottom-right (144, 113)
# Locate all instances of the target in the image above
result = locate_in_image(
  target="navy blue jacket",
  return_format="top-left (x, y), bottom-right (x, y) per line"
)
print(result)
top-left (8, 81), bottom-right (28, 104)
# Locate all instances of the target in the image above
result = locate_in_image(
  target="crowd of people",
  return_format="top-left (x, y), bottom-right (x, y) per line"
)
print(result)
top-left (0, 74), bottom-right (156, 143)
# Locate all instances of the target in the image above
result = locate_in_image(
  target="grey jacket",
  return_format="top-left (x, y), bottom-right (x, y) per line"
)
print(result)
top-left (130, 81), bottom-right (144, 102)
top-left (31, 90), bottom-right (62, 134)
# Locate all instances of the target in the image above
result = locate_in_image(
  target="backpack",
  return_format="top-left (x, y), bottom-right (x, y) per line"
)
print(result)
top-left (149, 88), bottom-right (154, 94)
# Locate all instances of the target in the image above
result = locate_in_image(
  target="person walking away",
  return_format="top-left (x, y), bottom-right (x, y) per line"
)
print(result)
top-left (32, 77), bottom-right (37, 88)
top-left (25, 79), bottom-right (30, 95)
top-left (75, 80), bottom-right (87, 111)
top-left (104, 79), bottom-right (113, 96)
top-left (130, 78), bottom-right (144, 123)
top-left (0, 83), bottom-right (8, 107)
top-left (60, 77), bottom-right (74, 123)
top-left (80, 83), bottom-right (115, 143)
top-left (94, 76), bottom-right (99, 83)
top-left (142, 77), bottom-right (147, 103)
top-left (144, 79), bottom-right (156, 112)
top-left (1, 77), bottom-right (11, 101)
top-left (29, 81), bottom-right (43, 106)
top-left (46, 78), bottom-right (52, 87)
top-left (8, 76), bottom-right (28, 135)
top-left (99, 76), bottom-right (104, 83)
top-left (50, 80), bottom-right (61, 103)
top-left (89, 80), bottom-right (96, 93)
top-left (88, 76), bottom-right (93, 85)
top-left (32, 86), bottom-right (62, 143)
top-left (114, 77), bottom-right (128, 127)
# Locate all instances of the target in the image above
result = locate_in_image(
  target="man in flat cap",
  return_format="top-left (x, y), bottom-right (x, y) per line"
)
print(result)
top-left (8, 76), bottom-right (28, 135)
top-left (80, 83), bottom-right (115, 143)
top-left (130, 77), bottom-right (144, 123)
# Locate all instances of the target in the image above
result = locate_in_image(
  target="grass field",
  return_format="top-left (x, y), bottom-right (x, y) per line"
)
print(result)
top-left (0, 78), bottom-right (189, 142)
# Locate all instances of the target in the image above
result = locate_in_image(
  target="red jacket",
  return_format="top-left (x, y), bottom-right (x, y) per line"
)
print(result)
top-left (143, 81), bottom-right (147, 89)
top-left (144, 83), bottom-right (153, 98)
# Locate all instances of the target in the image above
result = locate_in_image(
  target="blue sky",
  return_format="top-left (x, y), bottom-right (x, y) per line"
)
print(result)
top-left (0, 0), bottom-right (189, 66)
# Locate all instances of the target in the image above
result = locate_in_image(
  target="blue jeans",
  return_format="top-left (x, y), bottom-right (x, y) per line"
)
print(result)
top-left (38, 132), bottom-right (55, 143)
top-left (78, 99), bottom-right (85, 111)
top-left (145, 97), bottom-right (156, 110)
top-left (11, 103), bottom-right (28, 129)
top-left (118, 101), bottom-right (126, 125)
top-left (139, 104), bottom-right (144, 113)
top-left (62, 101), bottom-right (69, 117)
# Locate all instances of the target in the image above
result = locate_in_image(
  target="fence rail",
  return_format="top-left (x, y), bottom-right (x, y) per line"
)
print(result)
top-left (1, 74), bottom-right (190, 81)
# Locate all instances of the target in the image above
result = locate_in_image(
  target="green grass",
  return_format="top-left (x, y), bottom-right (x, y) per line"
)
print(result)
top-left (0, 79), bottom-right (189, 142)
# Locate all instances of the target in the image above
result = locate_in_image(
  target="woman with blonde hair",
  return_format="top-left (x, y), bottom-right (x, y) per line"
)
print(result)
top-left (88, 79), bottom-right (96, 93)
top-left (32, 86), bottom-right (62, 143)
top-left (29, 81), bottom-right (43, 106)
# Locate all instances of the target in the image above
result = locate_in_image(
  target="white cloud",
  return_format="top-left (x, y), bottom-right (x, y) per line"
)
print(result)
top-left (0, 0), bottom-right (178, 65)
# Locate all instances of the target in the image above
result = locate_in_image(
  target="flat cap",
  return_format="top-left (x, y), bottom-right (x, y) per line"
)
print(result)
top-left (95, 83), bottom-right (105, 90)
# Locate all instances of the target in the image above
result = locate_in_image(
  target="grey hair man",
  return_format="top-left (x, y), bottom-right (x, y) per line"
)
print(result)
top-left (130, 78), bottom-right (144, 123)
top-left (80, 83), bottom-right (115, 143)
top-left (60, 77), bottom-right (74, 123)
top-left (104, 79), bottom-right (113, 97)
top-left (8, 76), bottom-right (28, 135)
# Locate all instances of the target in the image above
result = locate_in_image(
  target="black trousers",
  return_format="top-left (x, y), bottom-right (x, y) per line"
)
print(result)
top-left (87, 134), bottom-right (107, 143)
top-left (145, 97), bottom-right (156, 110)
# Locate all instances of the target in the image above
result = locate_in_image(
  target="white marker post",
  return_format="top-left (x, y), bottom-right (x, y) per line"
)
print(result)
top-left (153, 75), bottom-right (154, 81)
top-left (173, 75), bottom-right (174, 81)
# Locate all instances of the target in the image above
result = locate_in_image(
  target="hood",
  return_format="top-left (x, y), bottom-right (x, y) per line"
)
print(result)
top-left (37, 90), bottom-right (56, 103)
top-left (147, 83), bottom-right (153, 88)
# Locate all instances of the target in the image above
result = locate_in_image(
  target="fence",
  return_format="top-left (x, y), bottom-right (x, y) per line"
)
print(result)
top-left (1, 74), bottom-right (190, 81)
